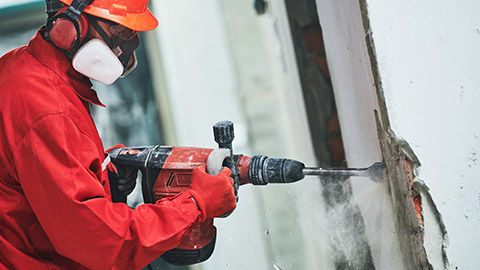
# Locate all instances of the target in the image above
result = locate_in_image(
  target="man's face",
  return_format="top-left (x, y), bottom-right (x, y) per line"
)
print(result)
top-left (86, 19), bottom-right (137, 42)
top-left (86, 19), bottom-right (109, 40)
top-left (86, 17), bottom-right (140, 75)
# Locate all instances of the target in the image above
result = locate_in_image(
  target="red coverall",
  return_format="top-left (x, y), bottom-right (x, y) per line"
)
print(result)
top-left (0, 30), bottom-right (201, 269)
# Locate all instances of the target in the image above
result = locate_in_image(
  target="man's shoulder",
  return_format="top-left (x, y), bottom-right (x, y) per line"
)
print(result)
top-left (0, 47), bottom-right (84, 131)
top-left (0, 50), bottom-right (59, 107)
top-left (0, 45), bottom-right (57, 89)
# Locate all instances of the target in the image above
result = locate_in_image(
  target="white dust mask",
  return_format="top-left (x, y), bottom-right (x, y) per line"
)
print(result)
top-left (72, 38), bottom-right (124, 85)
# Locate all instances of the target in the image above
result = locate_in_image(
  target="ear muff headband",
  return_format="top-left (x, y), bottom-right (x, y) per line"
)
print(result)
top-left (47, 10), bottom-right (88, 51)
top-left (46, 0), bottom-right (93, 51)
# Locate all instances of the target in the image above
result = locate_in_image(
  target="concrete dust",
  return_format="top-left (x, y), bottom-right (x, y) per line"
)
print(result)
top-left (320, 175), bottom-right (376, 270)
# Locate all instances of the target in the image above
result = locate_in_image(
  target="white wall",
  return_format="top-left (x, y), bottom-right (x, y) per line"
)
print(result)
top-left (318, 0), bottom-right (480, 269)
top-left (150, 1), bottom-right (270, 269)
top-left (366, 1), bottom-right (480, 269)
top-left (151, 0), bottom-right (246, 148)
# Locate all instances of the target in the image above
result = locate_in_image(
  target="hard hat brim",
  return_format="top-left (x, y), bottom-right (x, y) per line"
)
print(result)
top-left (56, 0), bottom-right (158, 31)
top-left (85, 6), bottom-right (158, 31)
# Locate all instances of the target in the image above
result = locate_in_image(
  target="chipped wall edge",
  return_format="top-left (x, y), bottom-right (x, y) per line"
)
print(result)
top-left (358, 0), bottom-right (449, 269)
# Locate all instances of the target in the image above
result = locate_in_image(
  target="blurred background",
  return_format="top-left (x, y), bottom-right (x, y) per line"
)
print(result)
top-left (0, 1), bottom-right (341, 269)
top-left (5, 0), bottom-right (478, 269)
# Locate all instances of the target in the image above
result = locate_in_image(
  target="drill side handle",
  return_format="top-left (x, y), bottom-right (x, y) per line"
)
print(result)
top-left (212, 121), bottom-right (239, 195)
top-left (206, 148), bottom-right (238, 218)
top-left (212, 121), bottom-right (239, 218)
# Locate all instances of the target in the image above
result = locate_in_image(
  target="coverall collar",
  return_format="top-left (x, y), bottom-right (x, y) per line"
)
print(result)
top-left (27, 29), bottom-right (105, 107)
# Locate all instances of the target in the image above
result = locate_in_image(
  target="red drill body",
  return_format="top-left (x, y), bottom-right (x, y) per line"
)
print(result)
top-left (108, 145), bottom-right (305, 265)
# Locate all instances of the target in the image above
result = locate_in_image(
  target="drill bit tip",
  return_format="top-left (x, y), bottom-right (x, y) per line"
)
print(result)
top-left (303, 162), bottom-right (386, 182)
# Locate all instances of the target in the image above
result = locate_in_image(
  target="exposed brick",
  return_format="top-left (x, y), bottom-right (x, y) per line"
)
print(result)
top-left (326, 112), bottom-right (346, 165)
top-left (404, 158), bottom-right (414, 189)
top-left (327, 112), bottom-right (340, 133)
top-left (315, 56), bottom-right (331, 79)
top-left (327, 137), bottom-right (345, 164)
top-left (303, 29), bottom-right (325, 54)
top-left (413, 194), bottom-right (424, 228)
top-left (403, 157), bottom-right (423, 227)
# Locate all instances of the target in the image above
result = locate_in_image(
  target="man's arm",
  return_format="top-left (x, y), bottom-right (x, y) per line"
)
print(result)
top-left (13, 113), bottom-right (200, 269)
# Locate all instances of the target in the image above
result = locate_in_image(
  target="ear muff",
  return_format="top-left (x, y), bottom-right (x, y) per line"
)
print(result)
top-left (47, 7), bottom-right (89, 51)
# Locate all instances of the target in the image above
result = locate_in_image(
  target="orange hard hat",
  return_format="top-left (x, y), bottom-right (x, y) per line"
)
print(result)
top-left (57, 0), bottom-right (158, 31)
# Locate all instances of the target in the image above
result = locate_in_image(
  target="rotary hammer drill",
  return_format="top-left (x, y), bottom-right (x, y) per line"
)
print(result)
top-left (108, 121), bottom-right (385, 265)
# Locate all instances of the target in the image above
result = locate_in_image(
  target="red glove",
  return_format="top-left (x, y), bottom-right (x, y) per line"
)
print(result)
top-left (188, 165), bottom-right (236, 222)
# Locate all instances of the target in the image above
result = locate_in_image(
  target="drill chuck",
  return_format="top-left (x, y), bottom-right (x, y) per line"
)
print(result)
top-left (248, 155), bottom-right (306, 185)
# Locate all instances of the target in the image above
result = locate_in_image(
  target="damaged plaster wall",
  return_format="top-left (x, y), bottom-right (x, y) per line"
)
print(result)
top-left (366, 0), bottom-right (480, 269)
top-left (315, 0), bottom-right (405, 269)
top-left (317, 0), bottom-right (480, 269)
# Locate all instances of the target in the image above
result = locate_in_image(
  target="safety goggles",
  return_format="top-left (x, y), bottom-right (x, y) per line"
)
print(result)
top-left (93, 16), bottom-right (138, 40)
top-left (109, 23), bottom-right (138, 40)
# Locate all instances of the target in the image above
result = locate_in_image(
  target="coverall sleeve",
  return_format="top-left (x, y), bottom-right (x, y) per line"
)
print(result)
top-left (13, 113), bottom-right (201, 269)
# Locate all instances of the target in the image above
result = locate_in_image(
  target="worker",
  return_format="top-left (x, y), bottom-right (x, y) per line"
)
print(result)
top-left (0, 0), bottom-right (237, 269)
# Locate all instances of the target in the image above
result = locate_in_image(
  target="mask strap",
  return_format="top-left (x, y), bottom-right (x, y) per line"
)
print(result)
top-left (90, 18), bottom-right (116, 51)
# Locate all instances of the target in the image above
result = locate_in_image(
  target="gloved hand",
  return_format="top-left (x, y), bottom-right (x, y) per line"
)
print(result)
top-left (188, 165), bottom-right (236, 222)
top-left (106, 144), bottom-right (138, 202)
